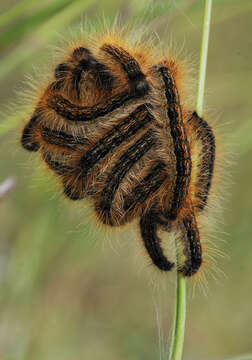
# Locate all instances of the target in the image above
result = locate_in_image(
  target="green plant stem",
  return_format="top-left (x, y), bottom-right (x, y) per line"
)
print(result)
top-left (169, 274), bottom-right (186, 360)
top-left (196, 0), bottom-right (212, 117)
top-left (168, 1), bottom-right (212, 360)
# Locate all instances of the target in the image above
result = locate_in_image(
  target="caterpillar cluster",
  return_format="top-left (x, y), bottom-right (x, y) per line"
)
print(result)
top-left (21, 31), bottom-right (215, 277)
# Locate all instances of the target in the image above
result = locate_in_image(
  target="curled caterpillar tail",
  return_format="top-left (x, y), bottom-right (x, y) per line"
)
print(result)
top-left (177, 208), bottom-right (202, 277)
top-left (140, 209), bottom-right (174, 272)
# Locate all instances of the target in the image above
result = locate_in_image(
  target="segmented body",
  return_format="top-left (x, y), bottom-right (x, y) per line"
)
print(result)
top-left (21, 37), bottom-right (215, 277)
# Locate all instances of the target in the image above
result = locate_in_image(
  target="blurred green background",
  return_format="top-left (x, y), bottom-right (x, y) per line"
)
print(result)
top-left (0, 0), bottom-right (251, 359)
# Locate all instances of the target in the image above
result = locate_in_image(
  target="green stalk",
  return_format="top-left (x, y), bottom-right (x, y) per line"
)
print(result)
top-left (168, 274), bottom-right (186, 360)
top-left (168, 1), bottom-right (212, 359)
top-left (196, 0), bottom-right (212, 117)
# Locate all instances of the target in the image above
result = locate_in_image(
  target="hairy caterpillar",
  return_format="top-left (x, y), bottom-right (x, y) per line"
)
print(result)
top-left (20, 28), bottom-right (217, 277)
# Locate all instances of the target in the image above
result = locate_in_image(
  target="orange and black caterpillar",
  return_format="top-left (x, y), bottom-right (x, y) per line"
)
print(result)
top-left (21, 35), bottom-right (215, 277)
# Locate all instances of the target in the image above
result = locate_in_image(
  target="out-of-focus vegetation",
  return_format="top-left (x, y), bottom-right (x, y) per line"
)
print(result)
top-left (0, 1), bottom-right (251, 359)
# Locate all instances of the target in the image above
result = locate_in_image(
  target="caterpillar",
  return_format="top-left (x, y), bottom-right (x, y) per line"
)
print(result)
top-left (21, 28), bottom-right (217, 277)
